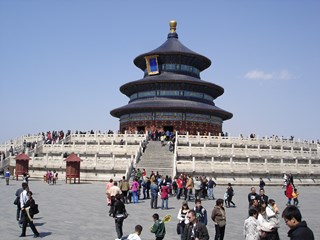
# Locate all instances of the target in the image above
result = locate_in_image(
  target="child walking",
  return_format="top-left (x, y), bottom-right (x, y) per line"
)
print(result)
top-left (292, 188), bottom-right (299, 206)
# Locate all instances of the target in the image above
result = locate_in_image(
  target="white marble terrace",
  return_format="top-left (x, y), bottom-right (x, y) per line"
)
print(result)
top-left (0, 132), bottom-right (147, 181)
top-left (1, 131), bottom-right (320, 183)
top-left (174, 133), bottom-right (320, 180)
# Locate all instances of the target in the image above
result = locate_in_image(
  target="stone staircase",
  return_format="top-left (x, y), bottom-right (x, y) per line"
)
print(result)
top-left (136, 141), bottom-right (174, 178)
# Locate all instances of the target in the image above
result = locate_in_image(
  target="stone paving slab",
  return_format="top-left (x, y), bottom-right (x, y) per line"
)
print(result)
top-left (1, 178), bottom-right (319, 240)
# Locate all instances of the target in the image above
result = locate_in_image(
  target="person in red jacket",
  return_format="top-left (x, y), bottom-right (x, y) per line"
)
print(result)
top-left (286, 182), bottom-right (293, 206)
top-left (161, 185), bottom-right (170, 209)
top-left (176, 176), bottom-right (183, 200)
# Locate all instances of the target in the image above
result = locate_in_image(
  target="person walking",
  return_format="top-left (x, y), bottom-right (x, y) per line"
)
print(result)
top-left (5, 168), bottom-right (11, 185)
top-left (292, 188), bottom-right (299, 206)
top-left (150, 213), bottom-right (166, 240)
top-left (150, 180), bottom-right (159, 209)
top-left (259, 178), bottom-right (266, 190)
top-left (226, 183), bottom-right (236, 207)
top-left (112, 194), bottom-right (127, 240)
top-left (20, 191), bottom-right (40, 238)
top-left (211, 199), bottom-right (226, 240)
top-left (131, 178), bottom-right (140, 204)
top-left (106, 179), bottom-right (114, 206)
top-left (15, 183), bottom-right (27, 223)
top-left (177, 201), bottom-right (190, 240)
top-left (119, 176), bottom-right (130, 204)
top-left (183, 209), bottom-right (209, 240)
top-left (282, 205), bottom-right (314, 240)
top-left (286, 182), bottom-right (294, 206)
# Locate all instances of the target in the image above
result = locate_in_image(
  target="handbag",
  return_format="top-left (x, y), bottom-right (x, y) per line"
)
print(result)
top-left (13, 197), bottom-right (19, 205)
top-left (176, 222), bottom-right (181, 235)
top-left (32, 204), bottom-right (39, 215)
top-left (123, 210), bottom-right (129, 219)
top-left (218, 219), bottom-right (226, 227)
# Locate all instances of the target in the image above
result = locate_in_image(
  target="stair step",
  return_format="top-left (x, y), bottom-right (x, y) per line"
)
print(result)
top-left (136, 141), bottom-right (174, 177)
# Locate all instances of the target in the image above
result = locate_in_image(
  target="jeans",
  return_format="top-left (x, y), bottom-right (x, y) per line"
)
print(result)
top-left (177, 188), bottom-right (182, 200)
top-left (161, 198), bottom-right (168, 209)
top-left (208, 187), bottom-right (214, 199)
top-left (115, 217), bottom-right (124, 238)
top-left (151, 195), bottom-right (158, 209)
top-left (132, 191), bottom-right (138, 203)
top-left (143, 187), bottom-right (147, 199)
top-left (187, 189), bottom-right (192, 200)
top-left (287, 198), bottom-right (292, 205)
top-left (179, 223), bottom-right (186, 240)
top-left (214, 224), bottom-right (225, 240)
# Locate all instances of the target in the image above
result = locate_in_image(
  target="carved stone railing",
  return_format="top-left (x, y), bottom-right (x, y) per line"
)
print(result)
top-left (175, 134), bottom-right (320, 176)
top-left (66, 132), bottom-right (147, 144)
top-left (39, 144), bottom-right (139, 155)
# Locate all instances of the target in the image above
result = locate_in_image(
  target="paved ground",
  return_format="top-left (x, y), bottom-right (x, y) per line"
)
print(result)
top-left (1, 178), bottom-right (319, 240)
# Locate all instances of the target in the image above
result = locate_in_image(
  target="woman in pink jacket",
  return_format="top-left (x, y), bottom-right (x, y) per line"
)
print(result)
top-left (131, 178), bottom-right (140, 203)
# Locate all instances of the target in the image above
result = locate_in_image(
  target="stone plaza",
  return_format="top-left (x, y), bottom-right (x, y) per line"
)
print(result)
top-left (1, 178), bottom-right (319, 240)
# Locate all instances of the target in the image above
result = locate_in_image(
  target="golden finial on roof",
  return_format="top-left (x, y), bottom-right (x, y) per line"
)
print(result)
top-left (169, 20), bottom-right (177, 33)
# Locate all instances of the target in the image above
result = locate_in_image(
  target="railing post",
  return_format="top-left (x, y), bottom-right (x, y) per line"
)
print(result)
top-left (192, 156), bottom-right (195, 172)
top-left (172, 131), bottom-right (178, 177)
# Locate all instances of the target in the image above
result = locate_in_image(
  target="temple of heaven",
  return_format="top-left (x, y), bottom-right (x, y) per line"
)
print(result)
top-left (110, 21), bottom-right (233, 135)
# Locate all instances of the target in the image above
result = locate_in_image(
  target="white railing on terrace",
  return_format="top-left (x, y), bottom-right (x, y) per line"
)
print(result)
top-left (40, 144), bottom-right (140, 155)
top-left (177, 134), bottom-right (319, 151)
top-left (176, 145), bottom-right (320, 159)
top-left (67, 132), bottom-right (147, 143)
top-left (0, 134), bottom-right (43, 149)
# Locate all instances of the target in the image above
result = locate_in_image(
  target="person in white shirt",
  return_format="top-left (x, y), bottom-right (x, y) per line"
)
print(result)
top-left (127, 225), bottom-right (143, 240)
top-left (20, 183), bottom-right (29, 209)
top-left (19, 183), bottom-right (29, 228)
top-left (244, 208), bottom-right (259, 240)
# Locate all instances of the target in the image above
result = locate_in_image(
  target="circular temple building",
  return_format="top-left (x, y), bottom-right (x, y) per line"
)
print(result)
top-left (110, 21), bottom-right (233, 135)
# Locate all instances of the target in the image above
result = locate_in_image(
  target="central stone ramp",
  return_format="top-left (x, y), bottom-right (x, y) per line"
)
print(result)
top-left (136, 141), bottom-right (174, 178)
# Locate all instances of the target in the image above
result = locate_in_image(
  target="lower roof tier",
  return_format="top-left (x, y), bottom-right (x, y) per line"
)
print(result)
top-left (110, 98), bottom-right (233, 121)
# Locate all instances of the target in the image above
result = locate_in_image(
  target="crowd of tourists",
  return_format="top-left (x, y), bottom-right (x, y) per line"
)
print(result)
top-left (105, 170), bottom-right (314, 240)
top-left (2, 167), bottom-right (315, 239)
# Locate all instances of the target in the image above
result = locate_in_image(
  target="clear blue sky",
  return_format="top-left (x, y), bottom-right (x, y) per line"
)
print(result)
top-left (1, 1), bottom-right (319, 142)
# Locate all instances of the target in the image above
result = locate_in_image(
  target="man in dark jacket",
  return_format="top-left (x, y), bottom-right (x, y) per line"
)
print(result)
top-left (282, 205), bottom-right (314, 240)
top-left (183, 210), bottom-right (209, 240)
top-left (112, 194), bottom-right (127, 240)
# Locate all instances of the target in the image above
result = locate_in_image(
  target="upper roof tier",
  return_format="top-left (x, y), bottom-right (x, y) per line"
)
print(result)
top-left (134, 21), bottom-right (211, 74)
top-left (120, 72), bottom-right (224, 99)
